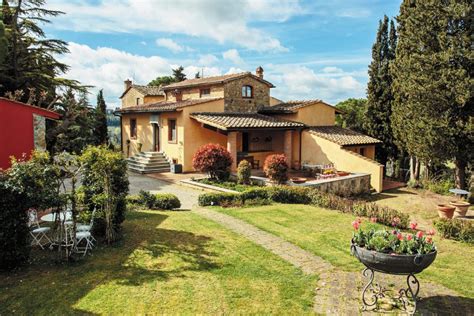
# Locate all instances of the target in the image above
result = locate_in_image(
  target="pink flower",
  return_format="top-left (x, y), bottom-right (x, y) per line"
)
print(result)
top-left (370, 217), bottom-right (377, 223)
top-left (407, 234), bottom-right (413, 241)
top-left (397, 233), bottom-right (403, 241)
top-left (427, 229), bottom-right (436, 236)
top-left (352, 220), bottom-right (360, 230)
top-left (391, 217), bottom-right (401, 227)
top-left (416, 231), bottom-right (424, 239)
top-left (410, 222), bottom-right (418, 230)
top-left (426, 236), bottom-right (433, 244)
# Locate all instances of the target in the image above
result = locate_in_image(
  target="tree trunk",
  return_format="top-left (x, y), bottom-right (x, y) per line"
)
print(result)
top-left (454, 158), bottom-right (467, 190)
top-left (414, 158), bottom-right (421, 181)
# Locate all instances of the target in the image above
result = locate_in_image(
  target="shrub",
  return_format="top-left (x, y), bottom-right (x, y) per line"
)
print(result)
top-left (80, 146), bottom-right (129, 243)
top-left (125, 194), bottom-right (141, 205)
top-left (244, 198), bottom-right (272, 206)
top-left (241, 187), bottom-right (270, 201)
top-left (237, 160), bottom-right (251, 185)
top-left (434, 219), bottom-right (474, 244)
top-left (154, 194), bottom-right (181, 210)
top-left (421, 178), bottom-right (454, 195)
top-left (0, 173), bottom-right (30, 270)
top-left (309, 190), bottom-right (409, 229)
top-left (268, 186), bottom-right (312, 204)
top-left (198, 192), bottom-right (242, 207)
top-left (138, 190), bottom-right (156, 208)
top-left (192, 144), bottom-right (233, 181)
top-left (263, 154), bottom-right (288, 184)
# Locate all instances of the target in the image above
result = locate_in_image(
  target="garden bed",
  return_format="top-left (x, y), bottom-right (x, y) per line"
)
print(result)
top-left (182, 177), bottom-right (262, 193)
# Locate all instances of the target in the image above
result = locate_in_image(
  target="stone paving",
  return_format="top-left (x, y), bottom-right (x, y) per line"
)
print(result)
top-left (195, 208), bottom-right (474, 315)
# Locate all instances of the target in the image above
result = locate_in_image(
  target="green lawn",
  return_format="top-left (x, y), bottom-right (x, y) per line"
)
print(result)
top-left (0, 210), bottom-right (316, 315)
top-left (217, 204), bottom-right (474, 298)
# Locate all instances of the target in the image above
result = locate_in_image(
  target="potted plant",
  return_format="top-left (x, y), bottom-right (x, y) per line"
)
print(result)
top-left (436, 204), bottom-right (455, 219)
top-left (449, 200), bottom-right (470, 218)
top-left (351, 219), bottom-right (437, 313)
top-left (351, 219), bottom-right (437, 274)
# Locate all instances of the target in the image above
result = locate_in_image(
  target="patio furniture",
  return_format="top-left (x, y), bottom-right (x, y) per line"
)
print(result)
top-left (449, 188), bottom-right (470, 199)
top-left (28, 209), bottom-right (52, 249)
top-left (40, 211), bottom-right (72, 222)
top-left (77, 208), bottom-right (97, 245)
top-left (73, 228), bottom-right (94, 256)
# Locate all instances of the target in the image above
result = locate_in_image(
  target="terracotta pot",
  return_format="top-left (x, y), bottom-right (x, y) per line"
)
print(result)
top-left (291, 177), bottom-right (307, 184)
top-left (449, 201), bottom-right (470, 218)
top-left (337, 171), bottom-right (350, 177)
top-left (437, 204), bottom-right (455, 219)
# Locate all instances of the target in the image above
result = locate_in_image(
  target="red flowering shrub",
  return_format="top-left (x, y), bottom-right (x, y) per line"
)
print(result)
top-left (192, 144), bottom-right (233, 181)
top-left (263, 154), bottom-right (288, 184)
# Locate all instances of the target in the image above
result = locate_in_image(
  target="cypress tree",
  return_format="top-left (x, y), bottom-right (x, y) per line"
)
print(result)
top-left (95, 89), bottom-right (108, 145)
top-left (391, 0), bottom-right (473, 189)
top-left (0, 0), bottom-right (82, 105)
top-left (365, 15), bottom-right (398, 168)
top-left (172, 66), bottom-right (187, 82)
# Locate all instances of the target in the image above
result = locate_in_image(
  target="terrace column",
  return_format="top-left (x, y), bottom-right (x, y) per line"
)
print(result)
top-left (284, 130), bottom-right (293, 168)
top-left (227, 131), bottom-right (238, 172)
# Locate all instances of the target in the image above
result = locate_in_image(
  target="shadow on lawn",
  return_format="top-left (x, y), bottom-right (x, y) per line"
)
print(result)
top-left (0, 210), bottom-right (219, 315)
top-left (367, 188), bottom-right (418, 202)
top-left (419, 295), bottom-right (474, 315)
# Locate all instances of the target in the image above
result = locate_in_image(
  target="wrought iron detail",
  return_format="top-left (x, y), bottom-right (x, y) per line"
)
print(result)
top-left (360, 269), bottom-right (420, 315)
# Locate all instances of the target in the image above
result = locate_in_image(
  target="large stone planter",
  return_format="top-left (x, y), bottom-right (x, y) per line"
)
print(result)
top-left (449, 201), bottom-right (470, 218)
top-left (437, 204), bottom-right (455, 219)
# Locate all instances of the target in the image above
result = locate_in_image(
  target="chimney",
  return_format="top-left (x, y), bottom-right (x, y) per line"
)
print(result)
top-left (256, 66), bottom-right (264, 79)
top-left (124, 79), bottom-right (132, 91)
top-left (174, 89), bottom-right (182, 102)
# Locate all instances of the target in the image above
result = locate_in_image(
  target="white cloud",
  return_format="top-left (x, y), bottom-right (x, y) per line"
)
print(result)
top-left (322, 66), bottom-right (343, 73)
top-left (198, 54), bottom-right (219, 66)
top-left (225, 67), bottom-right (246, 74)
top-left (222, 49), bottom-right (244, 65)
top-left (47, 0), bottom-right (297, 52)
top-left (266, 65), bottom-right (365, 104)
top-left (156, 38), bottom-right (185, 53)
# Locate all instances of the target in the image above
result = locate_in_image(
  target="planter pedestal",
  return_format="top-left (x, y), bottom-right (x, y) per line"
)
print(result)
top-left (361, 268), bottom-right (419, 314)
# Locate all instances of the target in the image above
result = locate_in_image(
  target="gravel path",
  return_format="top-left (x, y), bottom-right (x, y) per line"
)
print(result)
top-left (194, 207), bottom-right (471, 315)
top-left (128, 172), bottom-right (202, 210)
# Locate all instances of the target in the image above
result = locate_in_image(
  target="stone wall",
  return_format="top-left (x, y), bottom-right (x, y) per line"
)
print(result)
top-left (300, 174), bottom-right (371, 196)
top-left (224, 76), bottom-right (270, 112)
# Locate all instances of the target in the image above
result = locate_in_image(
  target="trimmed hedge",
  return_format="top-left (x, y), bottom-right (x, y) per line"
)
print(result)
top-left (434, 218), bottom-right (474, 244)
top-left (198, 185), bottom-right (410, 229)
top-left (137, 190), bottom-right (181, 210)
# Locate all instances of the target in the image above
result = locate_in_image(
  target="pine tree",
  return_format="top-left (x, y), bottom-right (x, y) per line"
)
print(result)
top-left (148, 75), bottom-right (174, 86)
top-left (0, 0), bottom-right (82, 105)
top-left (94, 89), bottom-right (108, 145)
top-left (0, 11), bottom-right (7, 65)
top-left (391, 0), bottom-right (473, 189)
top-left (365, 15), bottom-right (398, 168)
top-left (172, 66), bottom-right (186, 82)
top-left (335, 98), bottom-right (367, 133)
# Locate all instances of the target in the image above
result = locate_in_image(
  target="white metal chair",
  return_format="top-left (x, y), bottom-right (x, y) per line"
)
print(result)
top-left (77, 208), bottom-right (97, 245)
top-left (74, 230), bottom-right (94, 256)
top-left (28, 209), bottom-right (52, 249)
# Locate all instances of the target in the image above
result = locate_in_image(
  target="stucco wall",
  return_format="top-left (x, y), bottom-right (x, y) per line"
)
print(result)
top-left (343, 145), bottom-right (376, 160)
top-left (121, 89), bottom-right (145, 108)
top-left (144, 95), bottom-right (164, 103)
top-left (300, 131), bottom-right (384, 192)
top-left (276, 102), bottom-right (336, 126)
top-left (121, 113), bottom-right (154, 156)
top-left (181, 99), bottom-right (226, 172)
top-left (224, 76), bottom-right (270, 112)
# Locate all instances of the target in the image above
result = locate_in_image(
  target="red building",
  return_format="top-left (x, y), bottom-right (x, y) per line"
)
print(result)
top-left (0, 98), bottom-right (61, 169)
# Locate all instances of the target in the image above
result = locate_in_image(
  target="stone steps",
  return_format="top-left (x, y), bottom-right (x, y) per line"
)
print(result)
top-left (127, 151), bottom-right (171, 174)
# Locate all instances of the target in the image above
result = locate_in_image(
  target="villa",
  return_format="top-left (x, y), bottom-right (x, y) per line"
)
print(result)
top-left (116, 67), bottom-right (384, 192)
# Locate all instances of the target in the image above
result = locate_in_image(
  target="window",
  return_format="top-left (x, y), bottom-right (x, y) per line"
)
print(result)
top-left (242, 85), bottom-right (253, 98)
top-left (168, 119), bottom-right (177, 143)
top-left (130, 118), bottom-right (137, 138)
top-left (200, 88), bottom-right (210, 97)
top-left (359, 148), bottom-right (366, 156)
top-left (136, 97), bottom-right (141, 105)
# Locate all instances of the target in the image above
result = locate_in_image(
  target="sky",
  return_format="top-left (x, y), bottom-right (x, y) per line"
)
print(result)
top-left (43, 0), bottom-right (402, 109)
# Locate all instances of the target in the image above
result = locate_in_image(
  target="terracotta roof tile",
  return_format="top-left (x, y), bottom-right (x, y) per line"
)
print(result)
top-left (162, 72), bottom-right (274, 90)
top-left (190, 112), bottom-right (304, 130)
top-left (119, 84), bottom-right (164, 98)
top-left (116, 97), bottom-right (223, 114)
top-left (309, 126), bottom-right (381, 146)
top-left (260, 99), bottom-right (343, 114)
